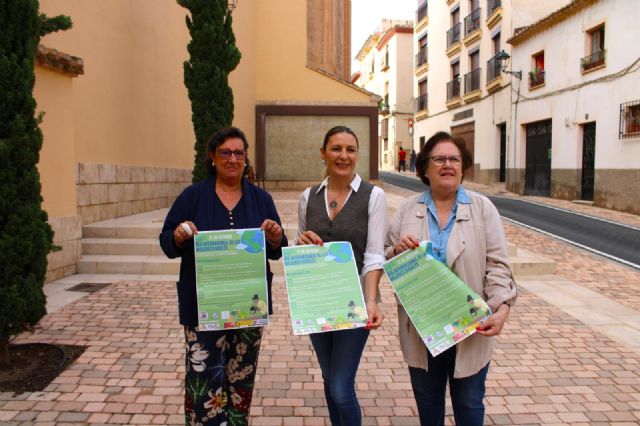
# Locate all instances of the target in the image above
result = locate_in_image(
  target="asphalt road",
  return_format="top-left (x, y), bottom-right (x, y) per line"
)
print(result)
top-left (379, 171), bottom-right (640, 268)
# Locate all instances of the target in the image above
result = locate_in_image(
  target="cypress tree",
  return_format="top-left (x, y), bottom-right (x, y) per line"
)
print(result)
top-left (177, 0), bottom-right (241, 182)
top-left (0, 0), bottom-right (71, 365)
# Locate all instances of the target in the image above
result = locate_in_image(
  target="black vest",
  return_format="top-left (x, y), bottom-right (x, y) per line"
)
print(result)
top-left (306, 181), bottom-right (374, 274)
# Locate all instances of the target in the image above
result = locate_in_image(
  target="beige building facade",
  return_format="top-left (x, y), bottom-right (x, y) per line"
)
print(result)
top-left (35, 0), bottom-right (377, 281)
top-left (411, 0), bottom-right (569, 184)
top-left (353, 20), bottom-right (414, 171)
top-left (507, 0), bottom-right (640, 214)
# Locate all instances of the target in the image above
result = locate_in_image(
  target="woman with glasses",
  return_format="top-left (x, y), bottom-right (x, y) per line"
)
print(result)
top-left (296, 126), bottom-right (387, 425)
top-left (160, 127), bottom-right (287, 425)
top-left (386, 131), bottom-right (516, 426)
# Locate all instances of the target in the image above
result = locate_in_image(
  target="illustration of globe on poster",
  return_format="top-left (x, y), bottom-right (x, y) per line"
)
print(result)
top-left (194, 228), bottom-right (268, 331)
top-left (282, 242), bottom-right (367, 335)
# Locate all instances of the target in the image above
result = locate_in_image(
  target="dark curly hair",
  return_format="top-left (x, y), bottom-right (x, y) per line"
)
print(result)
top-left (203, 127), bottom-right (250, 177)
top-left (415, 131), bottom-right (472, 186)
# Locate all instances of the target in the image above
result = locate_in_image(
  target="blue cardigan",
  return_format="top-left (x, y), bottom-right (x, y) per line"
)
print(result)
top-left (159, 176), bottom-right (287, 326)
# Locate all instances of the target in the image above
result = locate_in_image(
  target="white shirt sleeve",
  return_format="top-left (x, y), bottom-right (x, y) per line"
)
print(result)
top-left (362, 186), bottom-right (388, 277)
top-left (295, 188), bottom-right (311, 245)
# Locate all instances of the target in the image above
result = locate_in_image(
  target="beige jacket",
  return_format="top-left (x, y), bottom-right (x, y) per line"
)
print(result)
top-left (385, 188), bottom-right (517, 378)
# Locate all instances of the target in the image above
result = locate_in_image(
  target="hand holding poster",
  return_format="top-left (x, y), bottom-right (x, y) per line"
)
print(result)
top-left (194, 228), bottom-right (269, 331)
top-left (383, 243), bottom-right (491, 356)
top-left (282, 242), bottom-right (367, 335)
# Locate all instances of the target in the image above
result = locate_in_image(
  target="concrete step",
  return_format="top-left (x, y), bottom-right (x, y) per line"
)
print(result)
top-left (77, 255), bottom-right (179, 275)
top-left (83, 224), bottom-right (162, 239)
top-left (82, 238), bottom-right (164, 256)
top-left (509, 248), bottom-right (556, 277)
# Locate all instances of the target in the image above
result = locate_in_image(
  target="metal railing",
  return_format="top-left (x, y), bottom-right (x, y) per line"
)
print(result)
top-left (619, 99), bottom-right (640, 139)
top-left (488, 0), bottom-right (501, 15)
top-left (415, 94), bottom-right (428, 112)
top-left (447, 78), bottom-right (460, 101)
top-left (464, 8), bottom-right (481, 37)
top-left (487, 54), bottom-right (501, 82)
top-left (447, 23), bottom-right (461, 48)
top-left (528, 69), bottom-right (545, 89)
top-left (464, 68), bottom-right (481, 93)
top-left (416, 1), bottom-right (428, 23)
top-left (415, 44), bottom-right (428, 68)
top-left (581, 50), bottom-right (606, 72)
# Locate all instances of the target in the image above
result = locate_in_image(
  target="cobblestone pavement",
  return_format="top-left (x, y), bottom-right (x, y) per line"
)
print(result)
top-left (1, 184), bottom-right (639, 425)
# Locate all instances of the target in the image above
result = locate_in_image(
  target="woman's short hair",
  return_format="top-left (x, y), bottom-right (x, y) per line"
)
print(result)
top-left (203, 127), bottom-right (250, 177)
top-left (322, 126), bottom-right (359, 150)
top-left (415, 131), bottom-right (472, 186)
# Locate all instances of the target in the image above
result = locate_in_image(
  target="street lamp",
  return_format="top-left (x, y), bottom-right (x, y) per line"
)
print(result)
top-left (495, 50), bottom-right (522, 80)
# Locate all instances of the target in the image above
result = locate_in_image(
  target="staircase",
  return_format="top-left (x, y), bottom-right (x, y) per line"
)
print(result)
top-left (74, 210), bottom-right (555, 282)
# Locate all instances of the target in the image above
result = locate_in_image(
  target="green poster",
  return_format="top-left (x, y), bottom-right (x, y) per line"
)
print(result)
top-left (383, 243), bottom-right (491, 356)
top-left (282, 242), bottom-right (367, 335)
top-left (194, 228), bottom-right (268, 331)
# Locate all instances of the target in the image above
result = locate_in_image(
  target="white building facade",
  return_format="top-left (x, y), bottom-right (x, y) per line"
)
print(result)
top-left (412, 0), bottom-right (569, 184)
top-left (353, 20), bottom-right (415, 171)
top-left (507, 0), bottom-right (640, 214)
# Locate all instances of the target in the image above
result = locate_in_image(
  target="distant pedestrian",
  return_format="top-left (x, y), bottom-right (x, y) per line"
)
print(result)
top-left (409, 148), bottom-right (417, 173)
top-left (398, 146), bottom-right (407, 173)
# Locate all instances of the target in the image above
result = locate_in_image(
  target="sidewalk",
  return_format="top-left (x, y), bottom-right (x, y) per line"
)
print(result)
top-left (1, 186), bottom-right (639, 425)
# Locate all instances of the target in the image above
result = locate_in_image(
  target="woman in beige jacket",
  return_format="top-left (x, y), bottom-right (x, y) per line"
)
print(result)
top-left (386, 131), bottom-right (516, 426)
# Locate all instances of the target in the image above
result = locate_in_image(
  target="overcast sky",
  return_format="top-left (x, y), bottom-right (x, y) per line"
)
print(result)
top-left (351, 0), bottom-right (415, 62)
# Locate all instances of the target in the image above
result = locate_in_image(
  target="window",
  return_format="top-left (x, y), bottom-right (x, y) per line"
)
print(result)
top-left (447, 8), bottom-right (461, 48)
top-left (492, 32), bottom-right (501, 54)
top-left (417, 34), bottom-right (428, 68)
top-left (582, 24), bottom-right (605, 72)
top-left (381, 118), bottom-right (389, 139)
top-left (620, 100), bottom-right (640, 139)
top-left (487, 33), bottom-right (501, 82)
top-left (465, 50), bottom-right (480, 93)
top-left (448, 62), bottom-right (461, 100)
top-left (529, 51), bottom-right (545, 89)
top-left (416, 79), bottom-right (428, 112)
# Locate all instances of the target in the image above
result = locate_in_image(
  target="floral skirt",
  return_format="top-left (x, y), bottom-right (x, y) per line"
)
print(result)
top-left (184, 326), bottom-right (263, 426)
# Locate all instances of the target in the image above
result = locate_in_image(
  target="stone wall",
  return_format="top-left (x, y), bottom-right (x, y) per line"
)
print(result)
top-left (76, 162), bottom-right (192, 224)
top-left (46, 215), bottom-right (82, 282)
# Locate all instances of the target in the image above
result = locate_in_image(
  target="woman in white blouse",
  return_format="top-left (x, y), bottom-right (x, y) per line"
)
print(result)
top-left (296, 126), bottom-right (387, 425)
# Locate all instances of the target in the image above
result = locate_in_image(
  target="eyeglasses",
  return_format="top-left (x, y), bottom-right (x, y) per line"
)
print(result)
top-left (429, 155), bottom-right (462, 166)
top-left (217, 149), bottom-right (246, 160)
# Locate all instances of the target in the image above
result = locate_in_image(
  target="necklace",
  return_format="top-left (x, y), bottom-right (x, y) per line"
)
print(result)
top-left (329, 200), bottom-right (338, 209)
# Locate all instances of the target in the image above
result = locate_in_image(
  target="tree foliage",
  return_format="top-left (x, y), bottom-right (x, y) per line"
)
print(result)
top-left (177, 0), bottom-right (241, 182)
top-left (0, 0), bottom-right (71, 365)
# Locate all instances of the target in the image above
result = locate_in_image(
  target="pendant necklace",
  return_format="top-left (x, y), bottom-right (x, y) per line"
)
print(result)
top-left (329, 200), bottom-right (338, 209)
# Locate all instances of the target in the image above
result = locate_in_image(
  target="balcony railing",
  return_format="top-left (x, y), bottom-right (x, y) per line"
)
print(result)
top-left (581, 50), bottom-right (606, 72)
top-left (447, 78), bottom-right (460, 101)
top-left (528, 69), bottom-right (545, 89)
top-left (447, 23), bottom-right (461, 49)
top-left (416, 1), bottom-right (428, 23)
top-left (488, 0), bottom-right (501, 15)
top-left (487, 54), bottom-right (501, 82)
top-left (415, 44), bottom-right (428, 68)
top-left (415, 94), bottom-right (428, 113)
top-left (464, 68), bottom-right (481, 93)
top-left (464, 8), bottom-right (481, 37)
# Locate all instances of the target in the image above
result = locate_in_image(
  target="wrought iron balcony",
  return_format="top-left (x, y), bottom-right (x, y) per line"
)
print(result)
top-left (488, 0), bottom-right (501, 15)
top-left (415, 94), bottom-right (428, 113)
top-left (581, 50), bottom-right (606, 72)
top-left (415, 44), bottom-right (428, 68)
top-left (416, 2), bottom-right (428, 23)
top-left (487, 54), bottom-right (501, 82)
top-left (464, 68), bottom-right (481, 94)
top-left (464, 8), bottom-right (481, 37)
top-left (447, 78), bottom-right (460, 101)
top-left (528, 69), bottom-right (545, 89)
top-left (447, 23), bottom-right (461, 49)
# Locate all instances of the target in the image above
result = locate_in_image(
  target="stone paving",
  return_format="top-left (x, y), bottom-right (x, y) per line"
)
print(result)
top-left (1, 182), bottom-right (640, 425)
